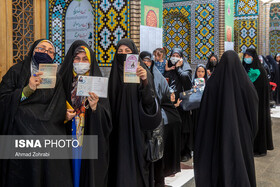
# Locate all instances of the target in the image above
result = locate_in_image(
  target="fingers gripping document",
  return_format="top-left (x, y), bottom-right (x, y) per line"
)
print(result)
top-left (37, 64), bottom-right (58, 89)
top-left (77, 76), bottom-right (109, 98)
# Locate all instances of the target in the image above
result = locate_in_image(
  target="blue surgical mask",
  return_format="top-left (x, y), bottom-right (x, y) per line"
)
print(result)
top-left (33, 52), bottom-right (53, 64)
top-left (244, 58), bottom-right (253, 64)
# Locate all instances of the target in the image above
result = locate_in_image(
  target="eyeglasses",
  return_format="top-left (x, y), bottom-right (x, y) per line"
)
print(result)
top-left (35, 47), bottom-right (55, 56)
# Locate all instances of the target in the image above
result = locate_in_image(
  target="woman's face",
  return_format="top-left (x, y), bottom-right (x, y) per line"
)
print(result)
top-left (34, 41), bottom-right (55, 60)
top-left (196, 67), bottom-right (205, 78)
top-left (276, 55), bottom-right (280, 62)
top-left (73, 52), bottom-right (89, 64)
top-left (143, 58), bottom-right (152, 68)
top-left (210, 56), bottom-right (217, 62)
top-left (171, 53), bottom-right (181, 58)
top-left (244, 54), bottom-right (253, 61)
top-left (155, 53), bottom-right (163, 61)
top-left (170, 92), bottom-right (175, 102)
top-left (117, 45), bottom-right (133, 54)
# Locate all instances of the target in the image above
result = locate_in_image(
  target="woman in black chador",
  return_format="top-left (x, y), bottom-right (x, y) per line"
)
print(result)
top-left (108, 38), bottom-right (161, 187)
top-left (194, 50), bottom-right (258, 187)
top-left (191, 64), bottom-right (208, 148)
top-left (206, 53), bottom-right (219, 76)
top-left (0, 39), bottom-right (72, 187)
top-left (164, 48), bottom-right (193, 162)
top-left (140, 51), bottom-right (182, 186)
top-left (266, 55), bottom-right (280, 104)
top-left (59, 40), bottom-right (112, 187)
top-left (243, 48), bottom-right (274, 156)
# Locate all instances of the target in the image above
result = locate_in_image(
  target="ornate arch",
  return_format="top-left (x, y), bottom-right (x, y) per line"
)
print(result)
top-left (163, 11), bottom-right (191, 62)
top-left (48, 0), bottom-right (130, 66)
top-left (48, 0), bottom-right (95, 64)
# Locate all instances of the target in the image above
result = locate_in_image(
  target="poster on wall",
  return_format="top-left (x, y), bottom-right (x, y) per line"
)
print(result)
top-left (65, 0), bottom-right (94, 53)
top-left (140, 25), bottom-right (163, 53)
top-left (225, 0), bottom-right (234, 42)
top-left (144, 6), bottom-right (159, 28)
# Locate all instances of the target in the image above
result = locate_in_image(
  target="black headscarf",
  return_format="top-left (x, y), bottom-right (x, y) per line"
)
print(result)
top-left (164, 47), bottom-right (192, 99)
top-left (193, 64), bottom-right (208, 84)
top-left (139, 51), bottom-right (155, 73)
top-left (108, 38), bottom-right (161, 187)
top-left (243, 48), bottom-right (273, 155)
top-left (242, 48), bottom-right (262, 71)
top-left (206, 54), bottom-right (219, 73)
top-left (166, 48), bottom-right (184, 68)
top-left (0, 39), bottom-right (72, 187)
top-left (139, 51), bottom-right (152, 61)
top-left (59, 40), bottom-right (112, 187)
top-left (274, 53), bottom-right (280, 63)
top-left (59, 40), bottom-right (102, 102)
top-left (194, 50), bottom-right (258, 187)
top-left (260, 55), bottom-right (272, 81)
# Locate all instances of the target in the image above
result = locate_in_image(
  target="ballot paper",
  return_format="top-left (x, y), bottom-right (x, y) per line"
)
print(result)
top-left (37, 64), bottom-right (58, 89)
top-left (76, 76), bottom-right (109, 98)
top-left (123, 54), bottom-right (140, 83)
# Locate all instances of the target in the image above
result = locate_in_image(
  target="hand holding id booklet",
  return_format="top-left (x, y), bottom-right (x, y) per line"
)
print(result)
top-left (37, 64), bottom-right (58, 89)
top-left (123, 54), bottom-right (140, 83)
top-left (76, 76), bottom-right (109, 98)
top-left (194, 78), bottom-right (205, 92)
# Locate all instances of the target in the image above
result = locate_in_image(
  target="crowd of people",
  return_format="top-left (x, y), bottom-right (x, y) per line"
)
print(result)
top-left (0, 38), bottom-right (277, 187)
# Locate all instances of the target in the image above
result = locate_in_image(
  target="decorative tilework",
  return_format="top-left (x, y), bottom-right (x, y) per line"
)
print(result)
top-left (234, 19), bottom-right (258, 53)
top-left (163, 6), bottom-right (191, 61)
top-left (270, 3), bottom-right (280, 31)
top-left (163, 0), bottom-right (192, 3)
top-left (270, 3), bottom-right (280, 55)
top-left (270, 3), bottom-right (280, 20)
top-left (48, 0), bottom-right (130, 66)
top-left (270, 30), bottom-right (280, 55)
top-left (235, 0), bottom-right (258, 17)
top-left (195, 3), bottom-right (215, 59)
top-left (96, 0), bottom-right (130, 66)
top-left (163, 0), bottom-right (219, 64)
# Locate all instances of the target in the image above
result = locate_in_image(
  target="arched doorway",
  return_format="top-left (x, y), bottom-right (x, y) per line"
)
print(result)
top-left (163, 12), bottom-right (191, 62)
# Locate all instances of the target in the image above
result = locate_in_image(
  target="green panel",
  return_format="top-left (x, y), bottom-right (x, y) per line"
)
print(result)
top-left (225, 0), bottom-right (234, 42)
top-left (141, 0), bottom-right (163, 28)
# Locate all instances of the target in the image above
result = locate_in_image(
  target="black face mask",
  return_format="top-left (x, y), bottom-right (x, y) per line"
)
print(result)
top-left (33, 52), bottom-right (53, 64)
top-left (116, 54), bottom-right (127, 66)
top-left (210, 60), bottom-right (217, 66)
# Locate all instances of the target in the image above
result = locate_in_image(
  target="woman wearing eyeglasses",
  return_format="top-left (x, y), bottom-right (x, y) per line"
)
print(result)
top-left (0, 39), bottom-right (73, 186)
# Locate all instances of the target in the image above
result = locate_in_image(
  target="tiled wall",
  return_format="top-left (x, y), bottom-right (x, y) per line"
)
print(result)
top-left (163, 0), bottom-right (219, 64)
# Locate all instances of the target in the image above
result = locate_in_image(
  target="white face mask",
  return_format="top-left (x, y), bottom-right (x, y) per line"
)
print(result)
top-left (170, 57), bottom-right (181, 65)
top-left (73, 62), bottom-right (90, 75)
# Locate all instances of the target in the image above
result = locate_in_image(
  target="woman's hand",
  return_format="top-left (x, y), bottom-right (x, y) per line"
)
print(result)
top-left (29, 72), bottom-right (43, 91)
top-left (136, 66), bottom-right (148, 86)
top-left (66, 109), bottom-right (76, 121)
top-left (207, 70), bottom-right (211, 76)
top-left (136, 66), bottom-right (147, 81)
top-left (88, 92), bottom-right (99, 111)
top-left (175, 59), bottom-right (183, 68)
top-left (174, 98), bottom-right (182, 108)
